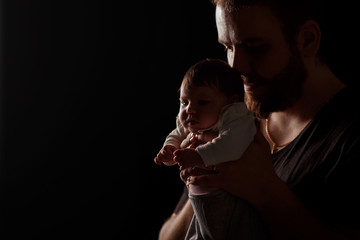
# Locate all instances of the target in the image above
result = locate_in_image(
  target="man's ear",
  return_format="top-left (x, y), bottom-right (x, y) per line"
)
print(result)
top-left (297, 20), bottom-right (321, 58)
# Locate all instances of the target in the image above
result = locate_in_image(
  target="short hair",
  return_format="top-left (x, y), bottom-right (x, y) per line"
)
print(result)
top-left (181, 58), bottom-right (244, 100)
top-left (211, 0), bottom-right (327, 63)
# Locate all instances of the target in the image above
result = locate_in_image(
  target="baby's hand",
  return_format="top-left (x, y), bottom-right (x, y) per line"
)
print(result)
top-left (173, 148), bottom-right (205, 170)
top-left (154, 145), bottom-right (177, 166)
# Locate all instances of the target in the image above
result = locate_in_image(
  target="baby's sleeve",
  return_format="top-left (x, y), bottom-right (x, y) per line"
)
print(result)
top-left (163, 117), bottom-right (188, 149)
top-left (196, 103), bottom-right (256, 166)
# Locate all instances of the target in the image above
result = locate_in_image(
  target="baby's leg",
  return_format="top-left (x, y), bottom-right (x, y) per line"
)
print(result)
top-left (186, 189), bottom-right (270, 240)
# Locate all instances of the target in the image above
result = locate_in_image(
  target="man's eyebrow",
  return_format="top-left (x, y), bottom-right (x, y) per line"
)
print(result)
top-left (218, 37), bottom-right (264, 46)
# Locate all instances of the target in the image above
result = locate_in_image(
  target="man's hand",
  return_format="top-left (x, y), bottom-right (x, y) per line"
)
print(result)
top-left (180, 130), bottom-right (274, 202)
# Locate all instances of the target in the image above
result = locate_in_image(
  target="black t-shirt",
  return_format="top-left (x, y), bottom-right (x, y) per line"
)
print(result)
top-left (174, 87), bottom-right (360, 228)
top-left (274, 87), bottom-right (360, 228)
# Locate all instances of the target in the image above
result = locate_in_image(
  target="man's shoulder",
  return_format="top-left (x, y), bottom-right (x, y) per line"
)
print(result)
top-left (319, 86), bottom-right (360, 122)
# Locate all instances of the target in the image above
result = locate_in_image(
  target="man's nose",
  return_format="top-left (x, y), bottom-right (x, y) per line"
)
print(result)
top-left (228, 48), bottom-right (251, 75)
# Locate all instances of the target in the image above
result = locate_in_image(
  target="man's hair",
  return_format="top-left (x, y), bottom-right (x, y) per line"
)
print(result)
top-left (181, 58), bottom-right (244, 100)
top-left (211, 0), bottom-right (327, 63)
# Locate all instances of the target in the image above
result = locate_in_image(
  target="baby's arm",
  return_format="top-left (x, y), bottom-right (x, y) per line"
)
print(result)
top-left (197, 103), bottom-right (256, 166)
top-left (154, 116), bottom-right (189, 166)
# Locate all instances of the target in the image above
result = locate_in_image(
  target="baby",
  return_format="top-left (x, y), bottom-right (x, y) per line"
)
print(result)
top-left (155, 58), bottom-right (256, 185)
top-left (155, 59), bottom-right (268, 240)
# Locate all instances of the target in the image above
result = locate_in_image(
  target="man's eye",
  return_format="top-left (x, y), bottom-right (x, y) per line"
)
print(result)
top-left (199, 100), bottom-right (210, 105)
top-left (244, 44), bottom-right (269, 56)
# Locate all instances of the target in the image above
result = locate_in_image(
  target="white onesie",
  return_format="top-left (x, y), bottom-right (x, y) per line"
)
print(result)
top-left (164, 102), bottom-right (256, 167)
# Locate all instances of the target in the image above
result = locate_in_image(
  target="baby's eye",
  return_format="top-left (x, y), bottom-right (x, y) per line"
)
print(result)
top-left (224, 45), bottom-right (233, 53)
top-left (180, 100), bottom-right (189, 106)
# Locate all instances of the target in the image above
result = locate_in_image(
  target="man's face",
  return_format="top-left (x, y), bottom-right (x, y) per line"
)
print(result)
top-left (216, 5), bottom-right (306, 118)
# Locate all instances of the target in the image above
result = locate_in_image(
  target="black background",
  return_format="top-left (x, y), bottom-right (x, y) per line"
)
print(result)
top-left (0, 0), bottom-right (358, 239)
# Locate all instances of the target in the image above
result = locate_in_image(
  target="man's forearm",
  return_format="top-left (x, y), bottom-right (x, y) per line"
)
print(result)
top-left (159, 199), bottom-right (193, 240)
top-left (254, 177), bottom-right (350, 240)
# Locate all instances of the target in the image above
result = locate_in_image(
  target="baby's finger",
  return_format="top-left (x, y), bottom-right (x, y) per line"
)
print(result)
top-left (173, 148), bottom-right (184, 157)
top-left (154, 157), bottom-right (161, 165)
top-left (173, 152), bottom-right (183, 164)
top-left (154, 153), bottom-right (162, 165)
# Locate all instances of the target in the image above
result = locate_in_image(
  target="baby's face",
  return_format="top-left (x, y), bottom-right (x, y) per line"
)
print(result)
top-left (179, 85), bottom-right (230, 133)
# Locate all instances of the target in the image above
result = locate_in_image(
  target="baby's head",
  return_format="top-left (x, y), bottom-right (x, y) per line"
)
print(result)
top-left (181, 58), bottom-right (244, 101)
top-left (179, 59), bottom-right (244, 133)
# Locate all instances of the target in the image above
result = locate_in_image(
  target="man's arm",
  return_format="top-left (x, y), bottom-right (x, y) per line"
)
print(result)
top-left (183, 131), bottom-right (360, 239)
top-left (158, 199), bottom-right (193, 240)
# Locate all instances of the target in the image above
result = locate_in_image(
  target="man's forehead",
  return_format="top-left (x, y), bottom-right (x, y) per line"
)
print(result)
top-left (216, 5), bottom-right (284, 44)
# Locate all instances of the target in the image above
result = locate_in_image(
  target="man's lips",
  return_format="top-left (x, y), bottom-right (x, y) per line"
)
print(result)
top-left (242, 75), bottom-right (255, 92)
top-left (242, 75), bottom-right (264, 92)
top-left (244, 82), bottom-right (259, 92)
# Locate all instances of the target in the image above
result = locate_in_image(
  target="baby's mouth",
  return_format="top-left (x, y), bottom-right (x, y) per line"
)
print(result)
top-left (186, 118), bottom-right (199, 126)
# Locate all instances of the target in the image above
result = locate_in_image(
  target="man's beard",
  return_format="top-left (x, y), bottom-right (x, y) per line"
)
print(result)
top-left (244, 52), bottom-right (307, 119)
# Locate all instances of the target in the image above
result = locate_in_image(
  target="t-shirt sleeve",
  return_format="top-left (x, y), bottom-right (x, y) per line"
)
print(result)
top-left (321, 135), bottom-right (360, 228)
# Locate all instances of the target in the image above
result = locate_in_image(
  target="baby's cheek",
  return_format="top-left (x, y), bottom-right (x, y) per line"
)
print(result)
top-left (179, 111), bottom-right (187, 124)
top-left (200, 114), bottom-right (218, 129)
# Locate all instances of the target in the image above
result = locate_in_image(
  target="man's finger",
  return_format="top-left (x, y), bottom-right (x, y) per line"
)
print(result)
top-left (180, 167), bottom-right (217, 183)
top-left (188, 174), bottom-right (221, 188)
